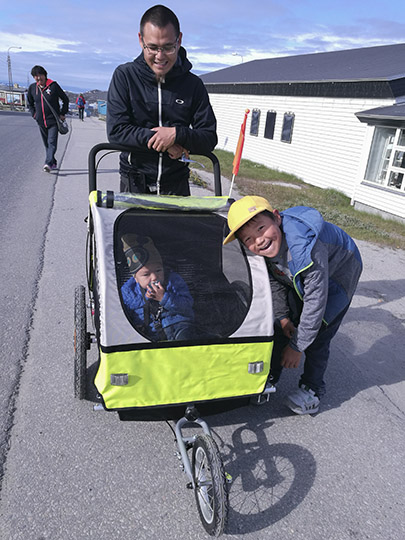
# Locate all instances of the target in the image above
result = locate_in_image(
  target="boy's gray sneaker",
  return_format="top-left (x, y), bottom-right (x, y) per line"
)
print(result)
top-left (286, 384), bottom-right (320, 415)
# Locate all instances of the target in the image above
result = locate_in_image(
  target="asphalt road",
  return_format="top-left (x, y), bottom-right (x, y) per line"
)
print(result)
top-left (0, 111), bottom-right (69, 480)
top-left (0, 114), bottom-right (404, 540)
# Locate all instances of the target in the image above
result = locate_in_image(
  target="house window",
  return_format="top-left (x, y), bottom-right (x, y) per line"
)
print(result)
top-left (365, 127), bottom-right (405, 191)
top-left (250, 109), bottom-right (260, 136)
top-left (281, 113), bottom-right (295, 143)
top-left (264, 111), bottom-right (276, 140)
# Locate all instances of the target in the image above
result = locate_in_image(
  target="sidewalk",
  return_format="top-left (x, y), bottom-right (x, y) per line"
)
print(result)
top-left (33, 115), bottom-right (402, 539)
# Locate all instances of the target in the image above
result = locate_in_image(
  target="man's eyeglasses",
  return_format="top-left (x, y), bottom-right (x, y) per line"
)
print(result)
top-left (142, 38), bottom-right (179, 55)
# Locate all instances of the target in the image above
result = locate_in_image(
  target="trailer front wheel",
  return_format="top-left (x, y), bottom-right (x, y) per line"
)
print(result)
top-left (192, 434), bottom-right (228, 537)
top-left (74, 285), bottom-right (88, 399)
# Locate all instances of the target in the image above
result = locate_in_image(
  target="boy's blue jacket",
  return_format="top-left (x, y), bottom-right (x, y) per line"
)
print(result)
top-left (121, 270), bottom-right (194, 339)
top-left (270, 206), bottom-right (362, 352)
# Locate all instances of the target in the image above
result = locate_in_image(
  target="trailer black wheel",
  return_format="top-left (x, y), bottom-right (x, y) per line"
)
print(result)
top-left (74, 285), bottom-right (88, 399)
top-left (192, 434), bottom-right (228, 537)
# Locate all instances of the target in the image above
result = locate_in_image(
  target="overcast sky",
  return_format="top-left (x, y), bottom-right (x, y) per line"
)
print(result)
top-left (1, 0), bottom-right (405, 92)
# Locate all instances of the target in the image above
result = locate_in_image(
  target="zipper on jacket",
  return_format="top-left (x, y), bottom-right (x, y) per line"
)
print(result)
top-left (156, 81), bottom-right (163, 195)
top-left (39, 86), bottom-right (47, 128)
top-left (38, 81), bottom-right (53, 128)
top-left (292, 262), bottom-right (312, 302)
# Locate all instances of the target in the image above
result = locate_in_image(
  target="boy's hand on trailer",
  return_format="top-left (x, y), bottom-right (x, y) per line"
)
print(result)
top-left (281, 345), bottom-right (302, 369)
top-left (280, 317), bottom-right (296, 339)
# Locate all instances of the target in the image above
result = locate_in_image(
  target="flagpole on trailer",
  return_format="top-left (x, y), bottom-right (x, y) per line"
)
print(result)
top-left (228, 109), bottom-right (250, 198)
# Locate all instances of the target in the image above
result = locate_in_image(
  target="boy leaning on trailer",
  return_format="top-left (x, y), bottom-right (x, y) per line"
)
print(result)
top-left (223, 196), bottom-right (363, 415)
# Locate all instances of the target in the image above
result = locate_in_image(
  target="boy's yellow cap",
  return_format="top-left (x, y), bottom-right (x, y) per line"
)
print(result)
top-left (223, 195), bottom-right (274, 245)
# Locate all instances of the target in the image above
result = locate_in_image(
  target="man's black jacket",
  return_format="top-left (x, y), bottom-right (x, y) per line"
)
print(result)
top-left (106, 47), bottom-right (217, 186)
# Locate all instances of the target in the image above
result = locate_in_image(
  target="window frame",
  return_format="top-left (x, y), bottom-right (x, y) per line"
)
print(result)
top-left (364, 126), bottom-right (405, 193)
top-left (264, 110), bottom-right (277, 140)
top-left (250, 108), bottom-right (261, 137)
top-left (281, 112), bottom-right (295, 143)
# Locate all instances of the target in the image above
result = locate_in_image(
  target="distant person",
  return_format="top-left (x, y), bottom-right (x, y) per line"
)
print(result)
top-left (27, 65), bottom-right (69, 172)
top-left (224, 196), bottom-right (363, 415)
top-left (107, 4), bottom-right (217, 195)
top-left (121, 234), bottom-right (195, 341)
top-left (76, 93), bottom-right (86, 121)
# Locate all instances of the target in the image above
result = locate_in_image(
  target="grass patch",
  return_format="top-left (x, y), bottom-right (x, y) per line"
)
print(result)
top-left (189, 169), bottom-right (208, 188)
top-left (192, 149), bottom-right (405, 250)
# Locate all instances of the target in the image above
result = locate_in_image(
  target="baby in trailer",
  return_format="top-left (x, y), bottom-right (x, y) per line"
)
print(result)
top-left (121, 234), bottom-right (195, 341)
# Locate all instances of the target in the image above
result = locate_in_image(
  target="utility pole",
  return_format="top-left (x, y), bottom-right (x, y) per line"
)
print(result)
top-left (7, 46), bottom-right (22, 110)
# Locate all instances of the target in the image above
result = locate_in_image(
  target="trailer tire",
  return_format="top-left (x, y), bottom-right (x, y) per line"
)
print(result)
top-left (74, 285), bottom-right (87, 399)
top-left (192, 434), bottom-right (228, 536)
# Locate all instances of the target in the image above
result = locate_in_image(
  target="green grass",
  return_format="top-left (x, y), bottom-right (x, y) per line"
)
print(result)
top-left (192, 149), bottom-right (405, 250)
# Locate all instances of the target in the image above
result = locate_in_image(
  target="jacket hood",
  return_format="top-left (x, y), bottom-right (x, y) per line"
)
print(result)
top-left (134, 46), bottom-right (192, 84)
top-left (35, 78), bottom-right (54, 94)
top-left (281, 206), bottom-right (324, 274)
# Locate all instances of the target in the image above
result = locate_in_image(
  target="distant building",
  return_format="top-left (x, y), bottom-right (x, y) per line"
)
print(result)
top-left (201, 43), bottom-right (405, 222)
top-left (97, 100), bottom-right (107, 118)
top-left (0, 84), bottom-right (26, 108)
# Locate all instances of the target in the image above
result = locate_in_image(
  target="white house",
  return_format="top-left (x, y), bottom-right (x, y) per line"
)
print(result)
top-left (201, 43), bottom-right (405, 223)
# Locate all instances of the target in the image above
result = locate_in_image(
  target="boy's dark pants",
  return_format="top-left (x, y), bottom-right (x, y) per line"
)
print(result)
top-left (270, 304), bottom-right (350, 398)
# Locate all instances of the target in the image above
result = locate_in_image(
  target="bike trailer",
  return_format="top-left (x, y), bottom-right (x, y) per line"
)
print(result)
top-left (87, 192), bottom-right (274, 412)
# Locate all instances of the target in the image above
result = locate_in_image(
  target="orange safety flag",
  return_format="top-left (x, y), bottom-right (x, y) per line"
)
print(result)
top-left (232, 109), bottom-right (250, 176)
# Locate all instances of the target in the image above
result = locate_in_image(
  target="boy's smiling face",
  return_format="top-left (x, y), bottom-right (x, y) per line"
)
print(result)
top-left (238, 211), bottom-right (283, 258)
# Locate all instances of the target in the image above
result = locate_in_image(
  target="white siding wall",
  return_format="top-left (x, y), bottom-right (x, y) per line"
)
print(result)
top-left (208, 93), bottom-right (392, 198)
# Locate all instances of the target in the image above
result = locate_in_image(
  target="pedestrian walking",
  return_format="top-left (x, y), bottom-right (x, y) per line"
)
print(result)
top-left (76, 93), bottom-right (86, 121)
top-left (27, 65), bottom-right (69, 172)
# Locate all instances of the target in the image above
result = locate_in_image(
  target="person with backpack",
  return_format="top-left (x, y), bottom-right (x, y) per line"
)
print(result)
top-left (76, 93), bottom-right (86, 121)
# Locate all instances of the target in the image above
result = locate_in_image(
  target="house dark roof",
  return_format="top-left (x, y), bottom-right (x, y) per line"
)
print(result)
top-left (201, 43), bottom-right (405, 85)
top-left (356, 102), bottom-right (405, 128)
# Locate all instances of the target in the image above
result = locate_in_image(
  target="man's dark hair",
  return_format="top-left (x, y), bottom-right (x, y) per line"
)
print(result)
top-left (140, 5), bottom-right (180, 37)
top-left (31, 65), bottom-right (47, 78)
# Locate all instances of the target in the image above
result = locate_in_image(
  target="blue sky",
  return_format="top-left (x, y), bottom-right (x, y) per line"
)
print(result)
top-left (1, 0), bottom-right (405, 92)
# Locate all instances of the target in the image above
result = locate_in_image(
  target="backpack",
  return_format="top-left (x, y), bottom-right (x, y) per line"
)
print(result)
top-left (77, 97), bottom-right (84, 107)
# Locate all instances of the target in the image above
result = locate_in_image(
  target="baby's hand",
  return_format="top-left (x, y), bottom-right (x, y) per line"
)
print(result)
top-left (146, 281), bottom-right (165, 302)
